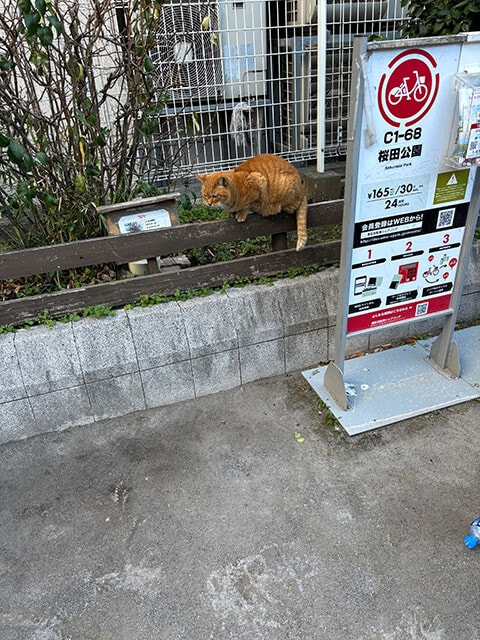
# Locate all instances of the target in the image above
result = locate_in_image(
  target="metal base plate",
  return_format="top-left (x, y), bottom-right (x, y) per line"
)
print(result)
top-left (302, 326), bottom-right (480, 436)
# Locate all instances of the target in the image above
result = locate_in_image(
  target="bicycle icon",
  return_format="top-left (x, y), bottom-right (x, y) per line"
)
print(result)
top-left (388, 70), bottom-right (429, 105)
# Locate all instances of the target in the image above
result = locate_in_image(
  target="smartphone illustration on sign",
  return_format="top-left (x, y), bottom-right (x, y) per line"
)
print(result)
top-left (354, 275), bottom-right (367, 295)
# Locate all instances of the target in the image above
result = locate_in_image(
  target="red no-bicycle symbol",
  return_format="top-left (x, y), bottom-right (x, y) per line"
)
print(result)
top-left (377, 49), bottom-right (440, 128)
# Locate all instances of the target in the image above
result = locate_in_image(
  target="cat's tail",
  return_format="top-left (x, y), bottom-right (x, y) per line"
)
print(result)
top-left (295, 196), bottom-right (308, 251)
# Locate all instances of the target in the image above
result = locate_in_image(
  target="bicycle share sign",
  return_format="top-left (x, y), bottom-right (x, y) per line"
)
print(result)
top-left (347, 43), bottom-right (475, 334)
top-left (377, 49), bottom-right (439, 127)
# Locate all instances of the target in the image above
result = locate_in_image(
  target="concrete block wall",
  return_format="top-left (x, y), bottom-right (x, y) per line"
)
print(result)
top-left (1, 243), bottom-right (480, 443)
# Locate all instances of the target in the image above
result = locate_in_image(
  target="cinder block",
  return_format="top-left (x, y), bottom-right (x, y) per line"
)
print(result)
top-left (127, 302), bottom-right (190, 370)
top-left (464, 243), bottom-right (480, 294)
top-left (344, 333), bottom-right (370, 358)
top-left (192, 349), bottom-right (241, 397)
top-left (366, 325), bottom-right (414, 350)
top-left (0, 333), bottom-right (26, 403)
top-left (285, 329), bottom-right (328, 372)
top-left (141, 360), bottom-right (195, 408)
top-left (227, 285), bottom-right (283, 346)
top-left (239, 339), bottom-right (285, 384)
top-left (458, 292), bottom-right (480, 324)
top-left (14, 323), bottom-right (83, 396)
top-left (273, 273), bottom-right (329, 336)
top-left (73, 310), bottom-right (138, 383)
top-left (302, 167), bottom-right (345, 202)
top-left (320, 268), bottom-right (340, 327)
top-left (86, 372), bottom-right (146, 422)
top-left (327, 328), bottom-right (369, 361)
top-left (0, 398), bottom-right (35, 444)
top-left (181, 293), bottom-right (238, 358)
top-left (402, 315), bottom-right (446, 340)
top-left (30, 386), bottom-right (94, 433)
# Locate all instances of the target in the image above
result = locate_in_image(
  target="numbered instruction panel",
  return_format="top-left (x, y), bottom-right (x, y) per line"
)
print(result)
top-left (347, 42), bottom-right (476, 334)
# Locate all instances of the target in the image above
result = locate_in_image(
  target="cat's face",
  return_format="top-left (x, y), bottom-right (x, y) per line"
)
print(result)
top-left (197, 173), bottom-right (232, 208)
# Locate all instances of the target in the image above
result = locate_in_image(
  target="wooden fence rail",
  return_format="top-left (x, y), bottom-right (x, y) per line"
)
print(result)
top-left (0, 199), bottom-right (343, 326)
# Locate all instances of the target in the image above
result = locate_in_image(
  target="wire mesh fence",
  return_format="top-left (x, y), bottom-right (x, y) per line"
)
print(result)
top-left (323, 0), bottom-right (405, 159)
top-left (132, 0), bottom-right (407, 186)
top-left (35, 0), bottom-right (403, 191)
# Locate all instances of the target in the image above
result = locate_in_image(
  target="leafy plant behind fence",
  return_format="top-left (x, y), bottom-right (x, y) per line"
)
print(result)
top-left (0, 0), bottom-right (194, 249)
top-left (401, 0), bottom-right (480, 37)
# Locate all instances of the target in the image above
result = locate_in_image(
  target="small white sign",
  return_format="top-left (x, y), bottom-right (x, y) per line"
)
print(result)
top-left (118, 209), bottom-right (171, 234)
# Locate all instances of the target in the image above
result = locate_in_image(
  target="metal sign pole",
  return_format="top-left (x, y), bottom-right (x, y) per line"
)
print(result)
top-left (323, 36), bottom-right (368, 410)
top-left (429, 167), bottom-right (480, 375)
top-left (316, 0), bottom-right (327, 173)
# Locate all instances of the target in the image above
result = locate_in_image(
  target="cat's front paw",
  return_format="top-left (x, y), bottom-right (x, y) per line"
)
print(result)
top-left (235, 211), bottom-right (248, 223)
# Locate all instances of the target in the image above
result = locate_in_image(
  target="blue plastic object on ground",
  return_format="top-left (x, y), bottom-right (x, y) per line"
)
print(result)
top-left (464, 517), bottom-right (480, 549)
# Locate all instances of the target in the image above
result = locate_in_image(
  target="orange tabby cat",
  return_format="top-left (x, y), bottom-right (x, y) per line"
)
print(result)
top-left (197, 154), bottom-right (308, 251)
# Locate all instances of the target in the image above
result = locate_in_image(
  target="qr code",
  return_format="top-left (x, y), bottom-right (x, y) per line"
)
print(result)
top-left (437, 208), bottom-right (455, 229)
top-left (415, 302), bottom-right (428, 316)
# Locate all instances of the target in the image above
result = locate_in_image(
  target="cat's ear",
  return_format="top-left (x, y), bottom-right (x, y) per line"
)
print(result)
top-left (196, 174), bottom-right (206, 183)
top-left (217, 176), bottom-right (228, 187)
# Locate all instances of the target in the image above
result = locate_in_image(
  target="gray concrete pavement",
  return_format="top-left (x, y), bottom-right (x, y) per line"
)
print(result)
top-left (1, 372), bottom-right (480, 640)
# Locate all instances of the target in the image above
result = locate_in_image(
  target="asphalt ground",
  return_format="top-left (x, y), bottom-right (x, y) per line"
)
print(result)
top-left (1, 373), bottom-right (479, 639)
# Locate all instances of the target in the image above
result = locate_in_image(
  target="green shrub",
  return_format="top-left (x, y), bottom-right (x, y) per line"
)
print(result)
top-left (401, 0), bottom-right (480, 37)
top-left (0, 1), bottom-right (196, 248)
